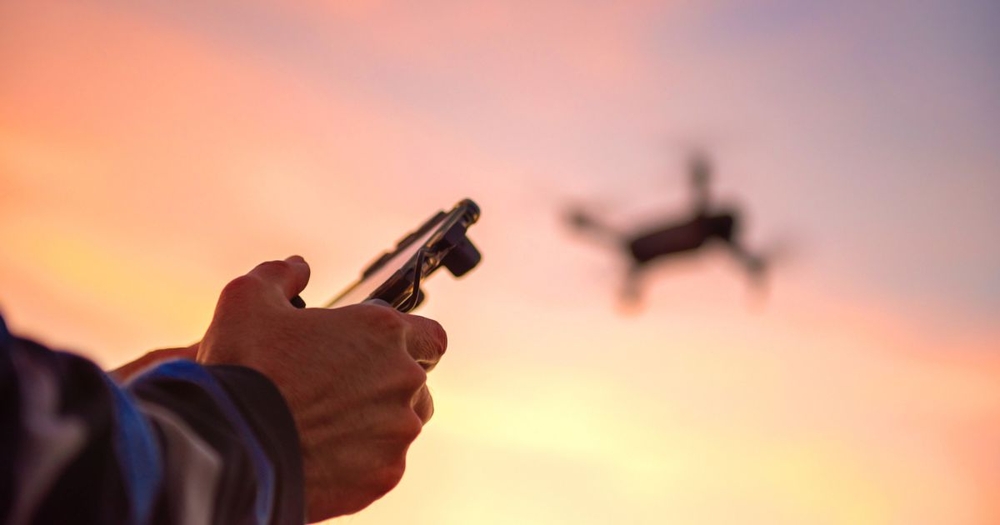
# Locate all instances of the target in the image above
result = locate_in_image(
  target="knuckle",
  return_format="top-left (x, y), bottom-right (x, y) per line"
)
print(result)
top-left (396, 410), bottom-right (424, 442)
top-left (219, 275), bottom-right (260, 304)
top-left (395, 360), bottom-right (428, 395)
top-left (408, 318), bottom-right (447, 369)
top-left (414, 388), bottom-right (435, 423)
top-left (426, 320), bottom-right (448, 356)
top-left (369, 463), bottom-right (406, 499)
top-left (364, 303), bottom-right (404, 331)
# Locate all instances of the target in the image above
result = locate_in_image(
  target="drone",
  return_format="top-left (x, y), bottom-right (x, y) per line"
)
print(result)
top-left (566, 151), bottom-right (768, 306)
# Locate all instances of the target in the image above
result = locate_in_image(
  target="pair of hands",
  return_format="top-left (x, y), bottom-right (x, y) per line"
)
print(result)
top-left (113, 256), bottom-right (447, 522)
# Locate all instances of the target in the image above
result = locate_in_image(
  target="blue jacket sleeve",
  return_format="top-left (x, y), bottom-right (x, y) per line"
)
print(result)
top-left (0, 314), bottom-right (305, 525)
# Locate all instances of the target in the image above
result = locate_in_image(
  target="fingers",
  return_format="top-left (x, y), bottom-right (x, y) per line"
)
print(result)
top-left (109, 343), bottom-right (200, 382)
top-left (246, 255), bottom-right (311, 304)
top-left (355, 303), bottom-right (443, 423)
top-left (404, 314), bottom-right (447, 372)
top-left (360, 300), bottom-right (447, 371)
top-left (412, 385), bottom-right (434, 423)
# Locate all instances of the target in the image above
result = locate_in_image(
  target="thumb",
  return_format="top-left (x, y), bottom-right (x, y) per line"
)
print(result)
top-left (248, 255), bottom-right (312, 304)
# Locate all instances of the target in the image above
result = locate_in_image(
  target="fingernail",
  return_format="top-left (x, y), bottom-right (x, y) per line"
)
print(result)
top-left (285, 255), bottom-right (306, 264)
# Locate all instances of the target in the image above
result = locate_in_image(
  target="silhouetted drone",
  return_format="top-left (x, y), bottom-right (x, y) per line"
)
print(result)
top-left (566, 151), bottom-right (767, 306)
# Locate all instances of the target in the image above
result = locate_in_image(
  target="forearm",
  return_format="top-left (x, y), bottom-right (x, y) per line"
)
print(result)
top-left (1, 324), bottom-right (304, 525)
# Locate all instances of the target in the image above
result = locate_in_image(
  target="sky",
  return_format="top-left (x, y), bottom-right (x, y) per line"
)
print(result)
top-left (1, 1), bottom-right (999, 524)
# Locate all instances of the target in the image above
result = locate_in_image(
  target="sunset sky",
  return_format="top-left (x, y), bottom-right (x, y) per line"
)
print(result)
top-left (2, 1), bottom-right (999, 524)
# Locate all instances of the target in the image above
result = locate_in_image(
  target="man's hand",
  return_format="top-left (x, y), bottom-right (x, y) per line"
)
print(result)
top-left (109, 343), bottom-right (199, 382)
top-left (197, 256), bottom-right (447, 522)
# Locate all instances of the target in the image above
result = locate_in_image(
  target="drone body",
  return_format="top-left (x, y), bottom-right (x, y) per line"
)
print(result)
top-left (567, 152), bottom-right (766, 306)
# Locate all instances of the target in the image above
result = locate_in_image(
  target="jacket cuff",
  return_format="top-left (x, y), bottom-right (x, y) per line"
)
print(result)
top-left (206, 365), bottom-right (305, 525)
